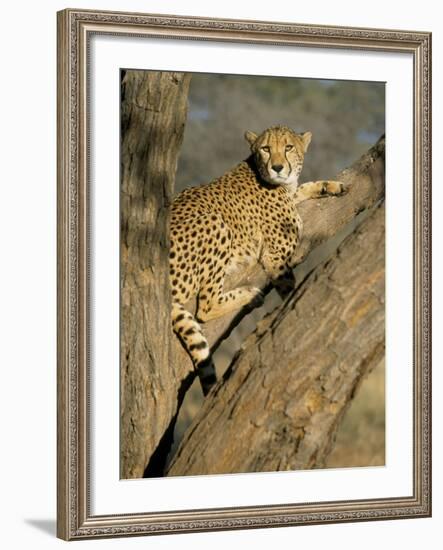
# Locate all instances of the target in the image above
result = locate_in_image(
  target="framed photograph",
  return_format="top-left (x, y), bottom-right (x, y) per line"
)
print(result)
top-left (57, 8), bottom-right (431, 540)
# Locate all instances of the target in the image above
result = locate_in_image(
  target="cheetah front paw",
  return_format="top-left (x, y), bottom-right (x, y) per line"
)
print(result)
top-left (322, 180), bottom-right (347, 196)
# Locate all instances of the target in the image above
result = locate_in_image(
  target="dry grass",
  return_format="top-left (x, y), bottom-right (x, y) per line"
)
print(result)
top-left (325, 359), bottom-right (385, 468)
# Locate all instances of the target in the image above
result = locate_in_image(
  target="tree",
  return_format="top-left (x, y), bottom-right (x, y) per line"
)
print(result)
top-left (120, 70), bottom-right (191, 479)
top-left (120, 69), bottom-right (385, 479)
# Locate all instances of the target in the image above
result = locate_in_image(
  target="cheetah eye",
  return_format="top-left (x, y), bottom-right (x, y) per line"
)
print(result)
top-left (261, 146), bottom-right (270, 153)
top-left (285, 144), bottom-right (294, 151)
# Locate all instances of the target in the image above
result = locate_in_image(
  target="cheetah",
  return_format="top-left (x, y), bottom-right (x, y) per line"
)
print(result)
top-left (170, 125), bottom-right (346, 395)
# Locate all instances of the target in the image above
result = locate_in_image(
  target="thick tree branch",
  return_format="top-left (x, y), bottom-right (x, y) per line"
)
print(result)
top-left (167, 204), bottom-right (385, 476)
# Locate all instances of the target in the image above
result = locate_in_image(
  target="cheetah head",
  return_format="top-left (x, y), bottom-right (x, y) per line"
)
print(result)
top-left (245, 125), bottom-right (312, 188)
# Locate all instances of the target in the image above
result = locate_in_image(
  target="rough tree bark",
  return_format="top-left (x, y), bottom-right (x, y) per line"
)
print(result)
top-left (168, 204), bottom-right (385, 476)
top-left (120, 71), bottom-right (191, 479)
top-left (119, 67), bottom-right (385, 478)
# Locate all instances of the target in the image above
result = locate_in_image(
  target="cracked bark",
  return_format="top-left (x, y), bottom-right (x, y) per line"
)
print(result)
top-left (120, 68), bottom-right (385, 479)
top-left (167, 204), bottom-right (385, 476)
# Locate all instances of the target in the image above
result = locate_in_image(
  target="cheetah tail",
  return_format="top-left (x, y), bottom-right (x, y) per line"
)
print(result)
top-left (171, 302), bottom-right (217, 396)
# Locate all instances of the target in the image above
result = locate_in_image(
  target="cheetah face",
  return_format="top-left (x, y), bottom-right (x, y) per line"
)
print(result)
top-left (245, 126), bottom-right (312, 188)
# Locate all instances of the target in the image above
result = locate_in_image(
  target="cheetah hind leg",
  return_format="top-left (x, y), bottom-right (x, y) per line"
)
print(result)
top-left (171, 302), bottom-right (216, 396)
top-left (196, 286), bottom-right (264, 323)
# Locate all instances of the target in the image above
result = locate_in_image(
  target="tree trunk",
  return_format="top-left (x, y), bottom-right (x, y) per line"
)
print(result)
top-left (120, 70), bottom-right (191, 479)
top-left (167, 204), bottom-right (385, 476)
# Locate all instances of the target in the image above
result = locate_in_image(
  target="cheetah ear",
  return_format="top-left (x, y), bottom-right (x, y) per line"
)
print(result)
top-left (301, 131), bottom-right (312, 152)
top-left (245, 130), bottom-right (258, 147)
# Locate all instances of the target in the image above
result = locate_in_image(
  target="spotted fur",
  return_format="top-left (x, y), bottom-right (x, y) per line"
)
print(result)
top-left (170, 126), bottom-right (346, 395)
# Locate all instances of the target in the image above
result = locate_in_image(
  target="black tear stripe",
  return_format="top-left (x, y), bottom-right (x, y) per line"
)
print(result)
top-left (284, 150), bottom-right (292, 177)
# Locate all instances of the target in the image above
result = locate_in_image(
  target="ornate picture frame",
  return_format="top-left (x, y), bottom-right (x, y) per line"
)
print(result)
top-left (57, 8), bottom-right (431, 540)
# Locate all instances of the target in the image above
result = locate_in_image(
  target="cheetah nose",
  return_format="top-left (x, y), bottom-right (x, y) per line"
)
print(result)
top-left (272, 164), bottom-right (283, 173)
